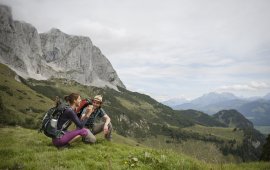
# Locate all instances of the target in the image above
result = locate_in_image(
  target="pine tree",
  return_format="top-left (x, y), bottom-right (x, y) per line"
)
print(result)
top-left (260, 134), bottom-right (270, 161)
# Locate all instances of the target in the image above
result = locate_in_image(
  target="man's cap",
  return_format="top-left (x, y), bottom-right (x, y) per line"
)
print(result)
top-left (93, 95), bottom-right (103, 103)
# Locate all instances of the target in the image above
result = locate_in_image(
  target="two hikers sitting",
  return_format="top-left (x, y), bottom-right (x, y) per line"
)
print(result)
top-left (42, 93), bottom-right (112, 148)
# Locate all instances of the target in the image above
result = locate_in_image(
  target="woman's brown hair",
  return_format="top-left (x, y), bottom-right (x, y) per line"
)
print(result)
top-left (64, 93), bottom-right (80, 105)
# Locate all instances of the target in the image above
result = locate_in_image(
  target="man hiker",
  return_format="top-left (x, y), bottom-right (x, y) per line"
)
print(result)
top-left (81, 95), bottom-right (113, 143)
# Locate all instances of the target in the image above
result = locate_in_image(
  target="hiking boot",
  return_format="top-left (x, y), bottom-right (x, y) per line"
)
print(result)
top-left (105, 134), bottom-right (112, 141)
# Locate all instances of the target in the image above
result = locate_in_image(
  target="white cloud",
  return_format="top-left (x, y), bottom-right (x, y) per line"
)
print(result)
top-left (250, 81), bottom-right (269, 89)
top-left (68, 20), bottom-right (127, 40)
top-left (216, 82), bottom-right (270, 92)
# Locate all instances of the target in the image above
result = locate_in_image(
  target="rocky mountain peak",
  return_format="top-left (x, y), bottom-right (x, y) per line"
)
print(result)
top-left (48, 28), bottom-right (62, 34)
top-left (0, 5), bottom-right (14, 32)
top-left (0, 5), bottom-right (125, 89)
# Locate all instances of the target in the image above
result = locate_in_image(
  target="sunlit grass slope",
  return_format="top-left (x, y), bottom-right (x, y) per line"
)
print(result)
top-left (0, 64), bottom-right (54, 128)
top-left (0, 126), bottom-right (269, 170)
top-left (183, 124), bottom-right (244, 143)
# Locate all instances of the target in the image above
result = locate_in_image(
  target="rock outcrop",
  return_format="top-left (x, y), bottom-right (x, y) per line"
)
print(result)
top-left (0, 5), bottom-right (125, 89)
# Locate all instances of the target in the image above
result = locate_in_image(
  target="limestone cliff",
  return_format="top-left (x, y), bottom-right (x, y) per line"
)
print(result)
top-left (0, 5), bottom-right (125, 89)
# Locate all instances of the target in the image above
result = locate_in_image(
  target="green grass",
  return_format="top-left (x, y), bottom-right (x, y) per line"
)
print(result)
top-left (115, 96), bottom-right (159, 119)
top-left (183, 125), bottom-right (244, 143)
top-left (139, 135), bottom-right (242, 163)
top-left (0, 126), bottom-right (269, 170)
top-left (138, 125), bottom-right (256, 163)
top-left (0, 64), bottom-right (54, 128)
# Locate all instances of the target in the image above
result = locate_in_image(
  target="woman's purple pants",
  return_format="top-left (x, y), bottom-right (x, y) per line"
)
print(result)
top-left (52, 128), bottom-right (89, 147)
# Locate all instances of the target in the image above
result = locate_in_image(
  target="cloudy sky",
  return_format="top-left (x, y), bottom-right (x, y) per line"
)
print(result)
top-left (1, 0), bottom-right (270, 101)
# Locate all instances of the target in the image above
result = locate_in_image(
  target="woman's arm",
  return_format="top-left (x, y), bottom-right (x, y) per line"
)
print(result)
top-left (66, 108), bottom-right (84, 128)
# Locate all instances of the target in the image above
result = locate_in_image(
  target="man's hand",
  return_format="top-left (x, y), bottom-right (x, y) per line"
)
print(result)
top-left (102, 114), bottom-right (111, 135)
top-left (103, 125), bottom-right (109, 135)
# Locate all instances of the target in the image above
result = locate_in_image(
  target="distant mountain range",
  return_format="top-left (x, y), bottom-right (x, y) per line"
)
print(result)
top-left (162, 97), bottom-right (189, 108)
top-left (163, 92), bottom-right (270, 126)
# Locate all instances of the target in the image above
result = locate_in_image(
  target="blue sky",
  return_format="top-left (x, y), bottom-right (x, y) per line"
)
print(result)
top-left (1, 0), bottom-right (270, 101)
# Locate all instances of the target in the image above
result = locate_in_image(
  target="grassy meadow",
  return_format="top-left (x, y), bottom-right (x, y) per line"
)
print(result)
top-left (183, 125), bottom-right (244, 143)
top-left (0, 126), bottom-right (269, 170)
top-left (0, 64), bottom-right (54, 128)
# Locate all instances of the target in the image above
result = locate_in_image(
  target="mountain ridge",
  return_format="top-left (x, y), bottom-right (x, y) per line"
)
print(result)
top-left (213, 109), bottom-right (254, 129)
top-left (0, 5), bottom-right (125, 90)
top-left (170, 92), bottom-right (270, 126)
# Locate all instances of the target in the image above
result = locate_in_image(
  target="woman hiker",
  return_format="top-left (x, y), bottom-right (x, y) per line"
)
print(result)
top-left (52, 93), bottom-right (93, 148)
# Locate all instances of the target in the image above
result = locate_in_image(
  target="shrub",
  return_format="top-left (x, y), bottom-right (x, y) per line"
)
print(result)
top-left (0, 85), bottom-right (13, 96)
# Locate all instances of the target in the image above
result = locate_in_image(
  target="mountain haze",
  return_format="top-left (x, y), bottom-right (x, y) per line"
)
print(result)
top-left (172, 92), bottom-right (270, 126)
top-left (162, 97), bottom-right (189, 108)
top-left (263, 93), bottom-right (270, 100)
top-left (173, 92), bottom-right (238, 110)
